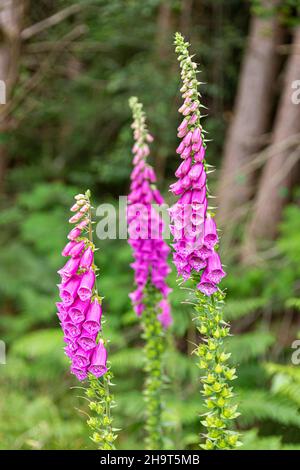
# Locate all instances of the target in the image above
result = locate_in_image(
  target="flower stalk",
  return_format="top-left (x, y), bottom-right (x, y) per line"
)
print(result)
top-left (171, 32), bottom-right (241, 449)
top-left (57, 190), bottom-right (117, 449)
top-left (128, 97), bottom-right (172, 449)
top-left (142, 284), bottom-right (166, 450)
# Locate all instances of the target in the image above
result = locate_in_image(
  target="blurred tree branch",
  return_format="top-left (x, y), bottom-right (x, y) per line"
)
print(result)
top-left (20, 3), bottom-right (83, 41)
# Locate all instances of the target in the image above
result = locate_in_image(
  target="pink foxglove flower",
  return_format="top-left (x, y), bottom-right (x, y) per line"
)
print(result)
top-left (56, 191), bottom-right (107, 381)
top-left (128, 97), bottom-right (172, 328)
top-left (169, 37), bottom-right (226, 296)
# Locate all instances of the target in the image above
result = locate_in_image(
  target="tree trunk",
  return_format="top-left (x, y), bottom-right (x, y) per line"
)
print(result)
top-left (242, 25), bottom-right (300, 261)
top-left (0, 0), bottom-right (25, 193)
top-left (216, 0), bottom-right (282, 228)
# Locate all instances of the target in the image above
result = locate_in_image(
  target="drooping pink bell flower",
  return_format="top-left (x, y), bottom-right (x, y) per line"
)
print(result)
top-left (205, 252), bottom-right (226, 284)
top-left (80, 247), bottom-right (94, 270)
top-left (83, 299), bottom-right (102, 335)
top-left (62, 241), bottom-right (76, 257)
top-left (68, 227), bottom-right (81, 241)
top-left (78, 270), bottom-right (95, 301)
top-left (157, 299), bottom-right (173, 329)
top-left (88, 341), bottom-right (108, 378)
top-left (197, 270), bottom-right (218, 296)
top-left (59, 275), bottom-right (81, 306)
top-left (58, 257), bottom-right (81, 281)
top-left (69, 240), bottom-right (85, 258)
top-left (68, 297), bottom-right (89, 324)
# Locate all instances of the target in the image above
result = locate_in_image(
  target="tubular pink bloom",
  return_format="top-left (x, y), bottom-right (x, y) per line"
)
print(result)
top-left (190, 101), bottom-right (198, 112)
top-left (70, 203), bottom-right (80, 212)
top-left (196, 169), bottom-right (207, 188)
top-left (129, 288), bottom-right (144, 303)
top-left (153, 189), bottom-right (164, 204)
top-left (177, 119), bottom-right (188, 132)
top-left (204, 216), bottom-right (218, 248)
top-left (69, 240), bottom-right (85, 258)
top-left (175, 157), bottom-right (192, 178)
top-left (134, 303), bottom-right (145, 316)
top-left (192, 140), bottom-right (202, 152)
top-left (56, 301), bottom-right (67, 314)
top-left (73, 348), bottom-right (91, 369)
top-left (206, 252), bottom-right (226, 284)
top-left (176, 141), bottom-right (186, 154)
top-left (189, 162), bottom-right (203, 181)
top-left (182, 106), bottom-right (191, 116)
top-left (181, 175), bottom-right (191, 189)
top-left (80, 247), bottom-right (94, 270)
top-left (189, 254), bottom-right (207, 272)
top-left (169, 61), bottom-right (226, 294)
top-left (183, 131), bottom-right (193, 146)
top-left (57, 193), bottom-right (106, 382)
top-left (63, 321), bottom-right (81, 339)
top-left (181, 146), bottom-right (192, 159)
top-left (189, 113), bottom-right (198, 125)
top-left (68, 227), bottom-right (81, 241)
top-left (157, 299), bottom-right (173, 329)
top-left (198, 244), bottom-right (213, 260)
top-left (88, 341), bottom-right (108, 378)
top-left (170, 180), bottom-right (185, 196)
top-left (194, 146), bottom-right (206, 162)
top-left (63, 337), bottom-right (78, 353)
top-left (59, 275), bottom-right (81, 306)
top-left (71, 366), bottom-right (88, 381)
top-left (69, 211), bottom-right (83, 224)
top-left (83, 299), bottom-right (102, 335)
top-left (197, 271), bottom-right (218, 296)
top-left (62, 241), bottom-right (76, 257)
top-left (76, 218), bottom-right (89, 230)
top-left (78, 270), bottom-right (95, 301)
top-left (192, 128), bottom-right (201, 143)
top-left (58, 257), bottom-right (80, 281)
top-left (77, 334), bottom-right (97, 351)
top-left (68, 298), bottom-right (89, 324)
top-left (128, 98), bottom-right (172, 328)
top-left (57, 310), bottom-right (69, 323)
top-left (79, 204), bottom-right (89, 215)
top-left (178, 190), bottom-right (192, 204)
top-left (191, 187), bottom-right (206, 204)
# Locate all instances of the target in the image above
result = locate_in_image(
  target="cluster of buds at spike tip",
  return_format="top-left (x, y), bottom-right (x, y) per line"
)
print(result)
top-left (170, 32), bottom-right (226, 295)
top-left (128, 96), bottom-right (172, 328)
top-left (57, 190), bottom-right (107, 381)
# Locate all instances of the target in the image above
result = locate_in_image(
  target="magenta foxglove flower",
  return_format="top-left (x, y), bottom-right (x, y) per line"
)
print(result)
top-left (169, 37), bottom-right (226, 296)
top-left (56, 191), bottom-right (108, 381)
top-left (83, 299), bottom-right (102, 335)
top-left (128, 97), bottom-right (172, 328)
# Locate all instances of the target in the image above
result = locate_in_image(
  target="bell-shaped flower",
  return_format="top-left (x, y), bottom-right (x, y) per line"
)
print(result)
top-left (83, 299), bottom-right (102, 335)
top-left (78, 270), bottom-right (95, 301)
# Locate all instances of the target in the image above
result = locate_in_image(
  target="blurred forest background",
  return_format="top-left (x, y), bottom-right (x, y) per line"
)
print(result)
top-left (0, 0), bottom-right (300, 450)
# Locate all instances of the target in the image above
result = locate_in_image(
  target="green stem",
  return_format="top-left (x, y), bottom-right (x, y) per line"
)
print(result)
top-left (83, 190), bottom-right (117, 450)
